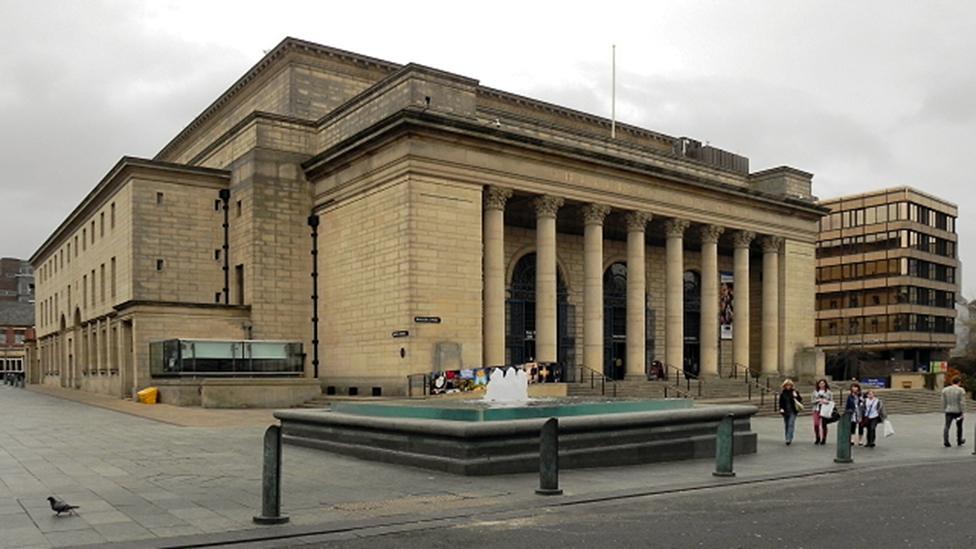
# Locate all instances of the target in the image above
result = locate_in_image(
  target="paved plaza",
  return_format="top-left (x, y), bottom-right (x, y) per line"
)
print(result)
top-left (0, 385), bottom-right (972, 548)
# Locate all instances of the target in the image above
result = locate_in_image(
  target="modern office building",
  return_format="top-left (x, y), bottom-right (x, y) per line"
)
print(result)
top-left (29, 38), bottom-right (824, 405)
top-left (816, 187), bottom-right (959, 377)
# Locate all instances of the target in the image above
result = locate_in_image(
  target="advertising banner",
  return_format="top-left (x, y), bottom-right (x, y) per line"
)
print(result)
top-left (720, 272), bottom-right (734, 340)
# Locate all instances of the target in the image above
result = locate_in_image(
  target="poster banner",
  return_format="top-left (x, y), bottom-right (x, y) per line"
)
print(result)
top-left (720, 271), bottom-right (734, 340)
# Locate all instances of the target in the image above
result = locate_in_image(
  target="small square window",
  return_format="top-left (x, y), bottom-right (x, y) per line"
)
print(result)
top-left (215, 292), bottom-right (222, 303)
top-left (156, 192), bottom-right (164, 205)
top-left (215, 249), bottom-right (221, 260)
top-left (156, 259), bottom-right (164, 271)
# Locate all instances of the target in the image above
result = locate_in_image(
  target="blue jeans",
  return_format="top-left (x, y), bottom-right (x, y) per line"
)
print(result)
top-left (783, 413), bottom-right (797, 442)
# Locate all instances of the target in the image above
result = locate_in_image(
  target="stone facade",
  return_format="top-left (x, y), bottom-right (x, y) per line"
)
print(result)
top-left (30, 38), bottom-right (824, 402)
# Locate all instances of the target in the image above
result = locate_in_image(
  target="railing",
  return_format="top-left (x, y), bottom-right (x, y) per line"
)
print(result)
top-left (732, 362), bottom-right (777, 410)
top-left (661, 363), bottom-right (703, 397)
top-left (661, 382), bottom-right (694, 399)
top-left (577, 364), bottom-right (617, 397)
top-left (406, 373), bottom-right (430, 397)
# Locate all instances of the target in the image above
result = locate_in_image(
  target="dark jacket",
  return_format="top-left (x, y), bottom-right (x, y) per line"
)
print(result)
top-left (779, 389), bottom-right (802, 415)
top-left (845, 393), bottom-right (864, 422)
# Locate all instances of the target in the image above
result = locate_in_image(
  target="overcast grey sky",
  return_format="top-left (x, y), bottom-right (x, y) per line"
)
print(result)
top-left (0, 1), bottom-right (972, 295)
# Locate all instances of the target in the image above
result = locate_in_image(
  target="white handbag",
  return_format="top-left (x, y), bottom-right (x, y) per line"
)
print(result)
top-left (819, 401), bottom-right (835, 417)
top-left (883, 419), bottom-right (895, 437)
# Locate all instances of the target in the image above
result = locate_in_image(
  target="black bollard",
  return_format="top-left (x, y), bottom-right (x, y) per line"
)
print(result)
top-left (713, 413), bottom-right (735, 477)
top-left (253, 425), bottom-right (290, 524)
top-left (536, 418), bottom-right (563, 496)
top-left (834, 411), bottom-right (853, 464)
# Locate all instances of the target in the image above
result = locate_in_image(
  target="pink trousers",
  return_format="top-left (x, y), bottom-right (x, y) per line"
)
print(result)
top-left (813, 410), bottom-right (827, 440)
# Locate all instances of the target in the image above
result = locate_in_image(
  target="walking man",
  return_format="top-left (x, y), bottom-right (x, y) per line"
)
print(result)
top-left (941, 376), bottom-right (966, 448)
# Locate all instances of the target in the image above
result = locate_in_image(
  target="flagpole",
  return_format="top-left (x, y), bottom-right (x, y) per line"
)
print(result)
top-left (611, 44), bottom-right (616, 139)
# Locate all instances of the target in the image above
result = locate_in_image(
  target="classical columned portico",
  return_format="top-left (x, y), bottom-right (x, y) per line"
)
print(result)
top-left (761, 235), bottom-right (783, 376)
top-left (625, 211), bottom-right (651, 379)
top-left (534, 195), bottom-right (564, 363)
top-left (699, 225), bottom-right (724, 377)
top-left (482, 186), bottom-right (512, 367)
top-left (665, 219), bottom-right (690, 372)
top-left (582, 203), bottom-right (610, 372)
top-left (732, 231), bottom-right (755, 372)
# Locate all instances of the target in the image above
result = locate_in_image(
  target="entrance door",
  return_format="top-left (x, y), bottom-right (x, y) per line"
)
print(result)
top-left (506, 253), bottom-right (573, 371)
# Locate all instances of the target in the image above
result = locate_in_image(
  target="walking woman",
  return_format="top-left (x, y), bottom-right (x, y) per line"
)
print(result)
top-left (778, 379), bottom-right (803, 445)
top-left (845, 382), bottom-right (865, 446)
top-left (812, 379), bottom-right (833, 445)
top-left (863, 390), bottom-right (887, 447)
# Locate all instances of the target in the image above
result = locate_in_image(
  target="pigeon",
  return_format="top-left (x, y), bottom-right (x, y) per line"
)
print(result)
top-left (46, 496), bottom-right (79, 516)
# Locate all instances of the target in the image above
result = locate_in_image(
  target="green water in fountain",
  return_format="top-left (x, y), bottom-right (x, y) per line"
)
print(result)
top-left (330, 398), bottom-right (692, 422)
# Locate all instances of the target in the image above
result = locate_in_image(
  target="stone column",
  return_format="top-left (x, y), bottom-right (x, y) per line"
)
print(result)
top-left (534, 195), bottom-right (564, 364)
top-left (626, 211), bottom-right (651, 380)
top-left (665, 219), bottom-right (690, 372)
top-left (761, 235), bottom-right (784, 376)
top-left (116, 321), bottom-right (127, 398)
top-left (483, 186), bottom-right (512, 367)
top-left (582, 204), bottom-right (610, 374)
top-left (732, 231), bottom-right (755, 373)
top-left (95, 319), bottom-right (103, 376)
top-left (699, 225), bottom-right (724, 377)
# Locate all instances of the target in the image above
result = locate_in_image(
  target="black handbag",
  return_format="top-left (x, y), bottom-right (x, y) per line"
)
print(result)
top-left (823, 409), bottom-right (841, 424)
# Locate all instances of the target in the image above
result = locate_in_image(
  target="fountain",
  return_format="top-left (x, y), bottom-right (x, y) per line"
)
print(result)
top-left (274, 367), bottom-right (759, 475)
top-left (483, 367), bottom-right (529, 403)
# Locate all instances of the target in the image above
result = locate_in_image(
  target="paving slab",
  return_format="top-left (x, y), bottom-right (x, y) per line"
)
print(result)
top-left (3, 384), bottom-right (974, 548)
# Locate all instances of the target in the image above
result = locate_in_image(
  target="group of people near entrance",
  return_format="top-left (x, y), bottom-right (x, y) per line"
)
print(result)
top-left (778, 376), bottom-right (968, 448)
top-left (779, 379), bottom-right (887, 447)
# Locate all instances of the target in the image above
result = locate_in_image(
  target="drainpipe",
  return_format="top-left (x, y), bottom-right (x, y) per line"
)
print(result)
top-left (219, 189), bottom-right (231, 304)
top-left (308, 214), bottom-right (320, 378)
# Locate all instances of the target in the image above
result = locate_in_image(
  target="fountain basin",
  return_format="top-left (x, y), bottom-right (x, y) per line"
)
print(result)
top-left (275, 401), bottom-right (758, 476)
top-left (331, 397), bottom-right (692, 422)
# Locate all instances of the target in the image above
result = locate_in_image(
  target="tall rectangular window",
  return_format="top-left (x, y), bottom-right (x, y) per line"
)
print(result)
top-left (235, 264), bottom-right (244, 304)
top-left (82, 229), bottom-right (86, 250)
top-left (111, 202), bottom-right (116, 229)
top-left (83, 274), bottom-right (87, 308)
top-left (100, 263), bottom-right (105, 303)
top-left (91, 269), bottom-right (96, 303)
top-left (90, 221), bottom-right (95, 243)
top-left (100, 212), bottom-right (105, 237)
top-left (110, 257), bottom-right (116, 299)
top-left (156, 192), bottom-right (164, 205)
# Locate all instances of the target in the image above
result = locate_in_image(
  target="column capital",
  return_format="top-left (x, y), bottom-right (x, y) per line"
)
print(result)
top-left (732, 230), bottom-right (756, 249)
top-left (760, 235), bottom-right (784, 253)
top-left (664, 218), bottom-right (690, 238)
top-left (483, 186), bottom-right (513, 211)
top-left (533, 195), bottom-right (564, 219)
top-left (582, 203), bottom-right (611, 226)
top-left (624, 211), bottom-right (652, 232)
top-left (700, 224), bottom-right (725, 244)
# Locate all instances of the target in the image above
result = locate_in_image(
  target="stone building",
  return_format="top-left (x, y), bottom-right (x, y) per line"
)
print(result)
top-left (816, 187), bottom-right (959, 378)
top-left (0, 301), bottom-right (33, 375)
top-left (30, 38), bottom-right (824, 403)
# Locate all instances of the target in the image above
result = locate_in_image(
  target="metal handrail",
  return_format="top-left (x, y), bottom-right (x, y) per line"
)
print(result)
top-left (732, 363), bottom-right (779, 410)
top-left (662, 382), bottom-right (694, 399)
top-left (577, 364), bottom-right (618, 397)
top-left (661, 363), bottom-right (703, 397)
